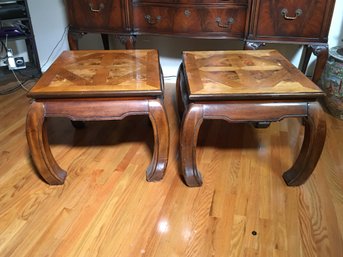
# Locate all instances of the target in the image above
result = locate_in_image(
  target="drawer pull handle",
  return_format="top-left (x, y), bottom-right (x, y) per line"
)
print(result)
top-left (215, 17), bottom-right (234, 28)
top-left (184, 9), bottom-right (191, 17)
top-left (281, 8), bottom-right (303, 20)
top-left (144, 15), bottom-right (161, 25)
top-left (89, 3), bottom-right (105, 12)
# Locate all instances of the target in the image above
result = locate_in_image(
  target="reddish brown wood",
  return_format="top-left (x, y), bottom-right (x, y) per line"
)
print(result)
top-left (178, 50), bottom-right (326, 187)
top-left (180, 104), bottom-right (204, 187)
top-left (67, 31), bottom-right (79, 50)
top-left (147, 100), bottom-right (170, 181)
top-left (26, 102), bottom-right (67, 185)
top-left (311, 45), bottom-right (329, 84)
top-left (65, 0), bottom-right (335, 80)
top-left (66, 0), bottom-right (123, 32)
top-left (283, 101), bottom-right (327, 186)
top-left (247, 0), bottom-right (335, 42)
top-left (26, 50), bottom-right (169, 185)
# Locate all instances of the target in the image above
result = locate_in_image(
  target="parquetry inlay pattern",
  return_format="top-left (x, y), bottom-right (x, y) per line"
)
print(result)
top-left (29, 50), bottom-right (162, 98)
top-left (183, 50), bottom-right (323, 98)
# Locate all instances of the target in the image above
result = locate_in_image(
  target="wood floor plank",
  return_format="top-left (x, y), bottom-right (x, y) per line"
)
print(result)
top-left (0, 84), bottom-right (342, 257)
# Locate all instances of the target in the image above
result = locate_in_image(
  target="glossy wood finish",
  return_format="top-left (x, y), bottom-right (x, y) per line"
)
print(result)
top-left (65, 0), bottom-right (335, 83)
top-left (29, 50), bottom-right (162, 98)
top-left (66, 0), bottom-right (124, 32)
top-left (183, 50), bottom-right (324, 99)
top-left (245, 0), bottom-right (335, 83)
top-left (26, 50), bottom-right (169, 185)
top-left (178, 50), bottom-right (326, 187)
top-left (247, 0), bottom-right (335, 42)
top-left (132, 4), bottom-right (247, 37)
top-left (1, 87), bottom-right (343, 257)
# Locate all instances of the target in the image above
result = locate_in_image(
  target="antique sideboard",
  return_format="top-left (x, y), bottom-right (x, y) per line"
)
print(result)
top-left (65, 0), bottom-right (336, 83)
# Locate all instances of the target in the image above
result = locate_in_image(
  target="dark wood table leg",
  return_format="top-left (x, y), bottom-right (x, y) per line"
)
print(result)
top-left (26, 102), bottom-right (67, 185)
top-left (180, 100), bottom-right (324, 187)
top-left (176, 64), bottom-right (188, 122)
top-left (146, 99), bottom-right (170, 181)
top-left (68, 30), bottom-right (79, 50)
top-left (180, 104), bottom-right (204, 186)
top-left (101, 34), bottom-right (110, 50)
top-left (27, 99), bottom-right (169, 185)
top-left (283, 101), bottom-right (326, 186)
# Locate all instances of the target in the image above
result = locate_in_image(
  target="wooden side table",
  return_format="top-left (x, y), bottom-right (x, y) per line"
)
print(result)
top-left (177, 50), bottom-right (326, 187)
top-left (26, 50), bottom-right (169, 185)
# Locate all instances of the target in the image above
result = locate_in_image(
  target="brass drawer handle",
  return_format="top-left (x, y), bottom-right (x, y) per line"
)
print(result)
top-left (144, 15), bottom-right (161, 25)
top-left (215, 17), bottom-right (234, 28)
top-left (184, 9), bottom-right (191, 17)
top-left (281, 8), bottom-right (303, 20)
top-left (89, 3), bottom-right (105, 12)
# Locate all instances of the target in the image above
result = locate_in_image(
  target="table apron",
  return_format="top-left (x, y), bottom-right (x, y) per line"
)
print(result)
top-left (41, 99), bottom-right (151, 121)
top-left (201, 101), bottom-right (309, 122)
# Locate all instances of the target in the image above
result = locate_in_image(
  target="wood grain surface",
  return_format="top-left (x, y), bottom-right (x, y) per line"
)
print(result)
top-left (183, 50), bottom-right (324, 99)
top-left (0, 83), bottom-right (342, 257)
top-left (28, 50), bottom-right (162, 98)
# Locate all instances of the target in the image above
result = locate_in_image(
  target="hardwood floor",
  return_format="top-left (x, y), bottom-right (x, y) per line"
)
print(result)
top-left (0, 83), bottom-right (342, 257)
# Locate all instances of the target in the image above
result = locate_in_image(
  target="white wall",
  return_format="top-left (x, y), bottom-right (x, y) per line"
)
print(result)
top-left (26, 0), bottom-right (69, 71)
top-left (28, 0), bottom-right (343, 75)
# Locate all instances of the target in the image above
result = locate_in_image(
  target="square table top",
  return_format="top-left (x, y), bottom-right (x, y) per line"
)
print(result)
top-left (182, 50), bottom-right (324, 100)
top-left (28, 50), bottom-right (162, 98)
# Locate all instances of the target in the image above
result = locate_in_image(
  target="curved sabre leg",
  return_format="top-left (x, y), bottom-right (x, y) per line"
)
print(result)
top-left (180, 104), bottom-right (204, 187)
top-left (26, 102), bottom-right (67, 185)
top-left (146, 100), bottom-right (170, 181)
top-left (283, 102), bottom-right (326, 186)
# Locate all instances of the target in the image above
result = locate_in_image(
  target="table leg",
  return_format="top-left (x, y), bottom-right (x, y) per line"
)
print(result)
top-left (146, 100), bottom-right (170, 181)
top-left (26, 102), bottom-right (67, 185)
top-left (180, 104), bottom-right (204, 187)
top-left (176, 64), bottom-right (187, 122)
top-left (283, 101), bottom-right (326, 186)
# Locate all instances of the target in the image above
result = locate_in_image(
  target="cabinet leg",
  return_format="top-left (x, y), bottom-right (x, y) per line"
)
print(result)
top-left (101, 34), bottom-right (110, 50)
top-left (283, 102), bottom-right (326, 186)
top-left (119, 35), bottom-right (136, 49)
top-left (311, 45), bottom-right (328, 84)
top-left (68, 30), bottom-right (80, 50)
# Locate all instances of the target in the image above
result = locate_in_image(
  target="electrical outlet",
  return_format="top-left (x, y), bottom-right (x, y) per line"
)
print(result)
top-left (6, 48), bottom-right (26, 70)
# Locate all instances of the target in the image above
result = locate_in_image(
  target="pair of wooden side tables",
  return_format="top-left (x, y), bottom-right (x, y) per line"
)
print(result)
top-left (26, 49), bottom-right (326, 187)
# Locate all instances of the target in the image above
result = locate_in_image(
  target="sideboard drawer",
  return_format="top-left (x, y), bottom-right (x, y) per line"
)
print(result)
top-left (133, 0), bottom-right (248, 3)
top-left (249, 0), bottom-right (335, 42)
top-left (66, 0), bottom-right (123, 32)
top-left (132, 5), bottom-right (247, 37)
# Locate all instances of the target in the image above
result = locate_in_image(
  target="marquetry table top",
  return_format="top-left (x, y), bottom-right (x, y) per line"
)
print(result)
top-left (28, 50), bottom-right (162, 98)
top-left (183, 50), bottom-right (324, 100)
